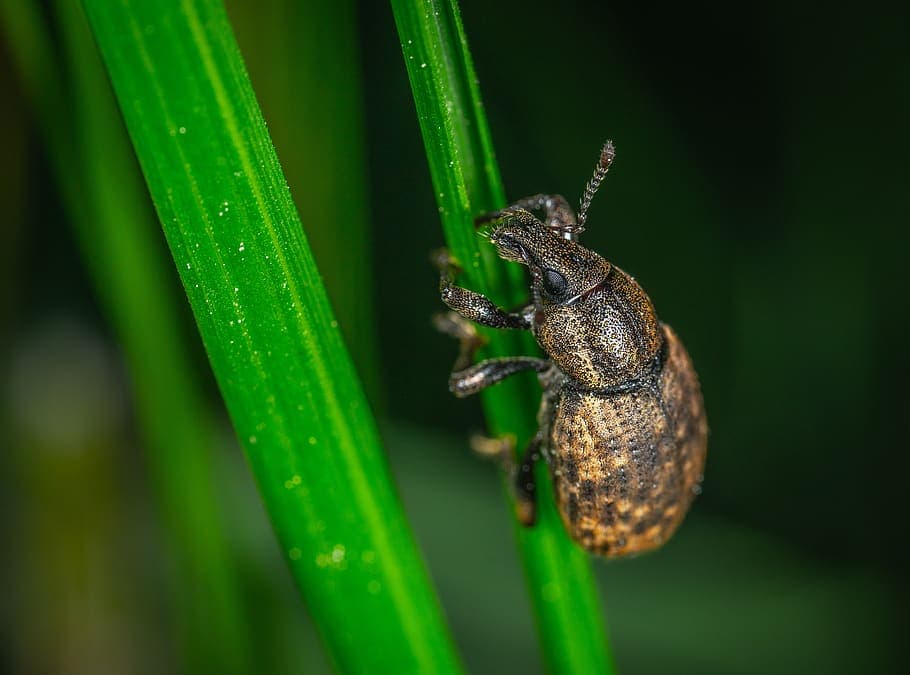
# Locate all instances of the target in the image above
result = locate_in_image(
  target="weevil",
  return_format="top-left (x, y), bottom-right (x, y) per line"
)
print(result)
top-left (435, 141), bottom-right (707, 557)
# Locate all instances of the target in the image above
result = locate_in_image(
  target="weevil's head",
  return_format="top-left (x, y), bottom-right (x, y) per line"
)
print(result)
top-left (488, 218), bottom-right (611, 309)
top-left (488, 216), bottom-right (661, 387)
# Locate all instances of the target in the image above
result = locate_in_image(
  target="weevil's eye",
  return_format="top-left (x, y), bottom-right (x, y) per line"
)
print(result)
top-left (541, 268), bottom-right (568, 298)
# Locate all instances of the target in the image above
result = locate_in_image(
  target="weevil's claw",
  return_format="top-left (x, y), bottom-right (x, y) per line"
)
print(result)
top-left (473, 210), bottom-right (504, 227)
top-left (432, 311), bottom-right (485, 345)
top-left (430, 248), bottom-right (461, 280)
top-left (515, 499), bottom-right (536, 527)
top-left (470, 433), bottom-right (516, 463)
top-left (470, 434), bottom-right (537, 526)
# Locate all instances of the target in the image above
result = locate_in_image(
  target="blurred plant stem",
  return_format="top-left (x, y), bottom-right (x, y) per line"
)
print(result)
top-left (78, 0), bottom-right (463, 671)
top-left (0, 1), bottom-right (254, 673)
top-left (229, 0), bottom-right (381, 406)
top-left (391, 0), bottom-right (617, 672)
top-left (4, 323), bottom-right (147, 674)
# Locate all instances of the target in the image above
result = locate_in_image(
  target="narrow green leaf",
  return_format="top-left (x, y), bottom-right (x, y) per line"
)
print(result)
top-left (390, 0), bottom-right (617, 672)
top-left (79, 0), bottom-right (462, 672)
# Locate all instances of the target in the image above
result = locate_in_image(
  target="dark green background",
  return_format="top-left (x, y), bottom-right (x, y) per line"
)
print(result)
top-left (2, 0), bottom-right (906, 673)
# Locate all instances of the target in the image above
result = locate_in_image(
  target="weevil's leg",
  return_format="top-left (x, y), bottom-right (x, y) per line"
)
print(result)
top-left (475, 194), bottom-right (580, 238)
top-left (472, 433), bottom-right (541, 526)
top-left (434, 309), bottom-right (547, 397)
top-left (442, 285), bottom-right (533, 329)
top-left (513, 435), bottom-right (542, 525)
top-left (432, 248), bottom-right (532, 330)
top-left (448, 355), bottom-right (549, 398)
top-left (431, 247), bottom-right (462, 283)
top-left (433, 311), bottom-right (486, 372)
top-left (434, 312), bottom-right (547, 395)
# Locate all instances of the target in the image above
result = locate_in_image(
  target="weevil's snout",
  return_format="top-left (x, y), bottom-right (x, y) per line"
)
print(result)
top-left (488, 226), bottom-right (533, 264)
top-left (488, 221), bottom-right (559, 267)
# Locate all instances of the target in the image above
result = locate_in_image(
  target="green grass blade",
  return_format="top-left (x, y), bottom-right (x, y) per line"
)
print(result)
top-left (390, 0), bottom-right (617, 672)
top-left (79, 0), bottom-right (462, 672)
top-left (0, 1), bottom-right (253, 672)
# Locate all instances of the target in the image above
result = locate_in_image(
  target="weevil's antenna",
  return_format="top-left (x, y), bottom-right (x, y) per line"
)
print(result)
top-left (576, 140), bottom-right (616, 230)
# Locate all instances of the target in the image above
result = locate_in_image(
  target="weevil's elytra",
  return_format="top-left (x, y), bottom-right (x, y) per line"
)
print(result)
top-left (435, 141), bottom-right (707, 558)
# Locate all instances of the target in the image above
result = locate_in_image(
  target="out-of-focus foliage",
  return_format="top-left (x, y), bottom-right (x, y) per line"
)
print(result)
top-left (1, 0), bottom-right (906, 673)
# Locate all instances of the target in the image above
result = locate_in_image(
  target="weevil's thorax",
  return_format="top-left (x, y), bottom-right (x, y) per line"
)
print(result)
top-left (536, 266), bottom-right (662, 388)
top-left (489, 220), bottom-right (662, 389)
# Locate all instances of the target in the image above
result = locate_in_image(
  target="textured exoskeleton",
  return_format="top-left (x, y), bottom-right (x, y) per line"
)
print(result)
top-left (436, 142), bottom-right (707, 557)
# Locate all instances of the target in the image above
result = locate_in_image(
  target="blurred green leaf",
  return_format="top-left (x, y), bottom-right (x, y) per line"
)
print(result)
top-left (0, 0), bottom-right (253, 671)
top-left (390, 0), bottom-right (615, 672)
top-left (78, 0), bottom-right (463, 671)
top-left (229, 0), bottom-right (381, 404)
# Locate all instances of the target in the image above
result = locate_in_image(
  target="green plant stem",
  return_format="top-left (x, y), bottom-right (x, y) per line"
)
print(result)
top-left (391, 0), bottom-right (616, 672)
top-left (0, 1), bottom-right (253, 672)
top-left (79, 0), bottom-right (463, 672)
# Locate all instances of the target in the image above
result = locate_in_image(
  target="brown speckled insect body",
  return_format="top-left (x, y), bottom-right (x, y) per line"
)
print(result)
top-left (436, 142), bottom-right (707, 557)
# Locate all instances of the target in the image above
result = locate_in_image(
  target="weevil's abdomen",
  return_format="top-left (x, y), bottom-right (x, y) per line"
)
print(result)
top-left (550, 323), bottom-right (707, 557)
